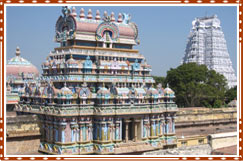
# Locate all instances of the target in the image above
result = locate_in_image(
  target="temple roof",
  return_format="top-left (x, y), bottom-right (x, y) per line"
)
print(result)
top-left (55, 7), bottom-right (139, 45)
top-left (7, 46), bottom-right (39, 77)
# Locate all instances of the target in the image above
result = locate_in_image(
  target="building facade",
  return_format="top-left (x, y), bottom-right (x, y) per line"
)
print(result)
top-left (16, 7), bottom-right (178, 155)
top-left (182, 15), bottom-right (237, 88)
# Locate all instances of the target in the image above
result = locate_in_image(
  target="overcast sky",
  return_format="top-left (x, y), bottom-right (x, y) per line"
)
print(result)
top-left (6, 5), bottom-right (237, 77)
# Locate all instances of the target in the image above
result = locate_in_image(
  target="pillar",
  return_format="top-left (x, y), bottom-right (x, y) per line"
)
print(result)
top-left (101, 123), bottom-right (105, 141)
top-left (60, 122), bottom-right (67, 143)
top-left (124, 119), bottom-right (130, 143)
top-left (150, 120), bottom-right (155, 137)
top-left (172, 115), bottom-right (176, 133)
top-left (79, 123), bottom-right (84, 142)
top-left (88, 123), bottom-right (93, 141)
top-left (54, 122), bottom-right (59, 142)
top-left (134, 121), bottom-right (137, 142)
top-left (70, 122), bottom-right (78, 142)
top-left (134, 119), bottom-right (140, 142)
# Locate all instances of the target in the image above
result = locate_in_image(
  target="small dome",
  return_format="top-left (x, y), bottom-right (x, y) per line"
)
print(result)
top-left (61, 85), bottom-right (72, 94)
top-left (7, 46), bottom-right (39, 78)
top-left (164, 84), bottom-right (175, 97)
top-left (42, 57), bottom-right (50, 67)
top-left (164, 87), bottom-right (174, 94)
top-left (147, 87), bottom-right (159, 96)
top-left (157, 83), bottom-right (164, 96)
top-left (66, 55), bottom-right (78, 66)
top-left (97, 87), bottom-right (110, 95)
top-left (58, 83), bottom-right (73, 98)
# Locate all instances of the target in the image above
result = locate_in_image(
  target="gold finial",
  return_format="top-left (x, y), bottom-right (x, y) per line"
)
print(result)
top-left (16, 46), bottom-right (20, 56)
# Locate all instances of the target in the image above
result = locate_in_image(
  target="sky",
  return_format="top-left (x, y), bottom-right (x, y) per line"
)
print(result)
top-left (6, 5), bottom-right (238, 77)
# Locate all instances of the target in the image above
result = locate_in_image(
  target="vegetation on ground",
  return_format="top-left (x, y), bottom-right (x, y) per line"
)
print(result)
top-left (153, 63), bottom-right (237, 108)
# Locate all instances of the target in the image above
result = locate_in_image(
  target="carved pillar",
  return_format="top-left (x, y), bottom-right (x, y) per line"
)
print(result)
top-left (134, 122), bottom-right (137, 142)
top-left (85, 123), bottom-right (89, 141)
top-left (70, 122), bottom-right (78, 143)
top-left (156, 120), bottom-right (160, 136)
top-left (79, 123), bottom-right (84, 142)
top-left (115, 118), bottom-right (121, 141)
top-left (124, 119), bottom-right (130, 143)
top-left (60, 122), bottom-right (67, 143)
top-left (134, 119), bottom-right (140, 142)
top-left (150, 119), bottom-right (155, 137)
top-left (107, 123), bottom-right (111, 141)
top-left (172, 115), bottom-right (176, 133)
top-left (101, 123), bottom-right (105, 141)
top-left (165, 115), bottom-right (170, 134)
top-left (88, 122), bottom-right (93, 142)
top-left (160, 118), bottom-right (164, 136)
top-left (53, 122), bottom-right (59, 142)
top-left (45, 120), bottom-right (49, 142)
top-left (40, 118), bottom-right (45, 142)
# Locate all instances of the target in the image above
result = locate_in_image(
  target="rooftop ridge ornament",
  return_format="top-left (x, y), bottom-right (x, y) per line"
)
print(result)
top-left (79, 8), bottom-right (85, 19)
top-left (95, 10), bottom-right (101, 20)
top-left (103, 15), bottom-right (111, 23)
top-left (117, 13), bottom-right (122, 23)
top-left (87, 9), bottom-right (93, 19)
top-left (110, 12), bottom-right (115, 22)
top-left (71, 7), bottom-right (77, 17)
top-left (122, 13), bottom-right (131, 24)
top-left (62, 6), bottom-right (71, 18)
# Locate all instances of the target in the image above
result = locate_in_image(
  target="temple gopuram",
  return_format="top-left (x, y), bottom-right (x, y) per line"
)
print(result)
top-left (6, 46), bottom-right (39, 111)
top-left (16, 7), bottom-right (178, 155)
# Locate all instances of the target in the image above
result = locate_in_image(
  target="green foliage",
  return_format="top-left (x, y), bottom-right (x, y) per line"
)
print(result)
top-left (213, 100), bottom-right (222, 108)
top-left (164, 63), bottom-right (227, 108)
top-left (152, 76), bottom-right (166, 88)
top-left (225, 86), bottom-right (237, 104)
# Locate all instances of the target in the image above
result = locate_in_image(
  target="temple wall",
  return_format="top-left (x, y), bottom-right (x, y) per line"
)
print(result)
top-left (6, 107), bottom-right (237, 155)
top-left (208, 132), bottom-right (237, 150)
top-left (7, 115), bottom-right (40, 138)
top-left (6, 136), bottom-right (40, 155)
top-left (175, 107), bottom-right (237, 128)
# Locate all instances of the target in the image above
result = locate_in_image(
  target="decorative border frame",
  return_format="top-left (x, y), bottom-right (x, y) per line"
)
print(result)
top-left (0, 0), bottom-right (242, 160)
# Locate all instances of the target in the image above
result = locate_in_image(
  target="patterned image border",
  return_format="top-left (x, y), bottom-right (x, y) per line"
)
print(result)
top-left (0, 0), bottom-right (242, 160)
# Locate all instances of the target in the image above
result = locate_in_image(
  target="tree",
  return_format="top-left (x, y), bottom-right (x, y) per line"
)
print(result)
top-left (152, 76), bottom-right (166, 88)
top-left (225, 86), bottom-right (237, 104)
top-left (165, 63), bottom-right (227, 108)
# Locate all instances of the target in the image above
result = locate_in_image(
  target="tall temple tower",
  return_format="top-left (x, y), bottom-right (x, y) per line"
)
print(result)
top-left (182, 15), bottom-right (237, 88)
top-left (16, 7), bottom-right (178, 155)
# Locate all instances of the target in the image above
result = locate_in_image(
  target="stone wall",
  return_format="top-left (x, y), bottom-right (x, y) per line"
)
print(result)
top-left (143, 144), bottom-right (212, 155)
top-left (6, 136), bottom-right (40, 155)
top-left (176, 107), bottom-right (236, 128)
top-left (208, 132), bottom-right (237, 150)
top-left (7, 115), bottom-right (40, 138)
top-left (6, 114), bottom-right (41, 155)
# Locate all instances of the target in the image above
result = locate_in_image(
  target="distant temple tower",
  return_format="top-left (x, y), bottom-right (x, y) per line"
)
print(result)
top-left (6, 46), bottom-right (39, 110)
top-left (182, 15), bottom-right (237, 88)
top-left (17, 7), bottom-right (178, 155)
